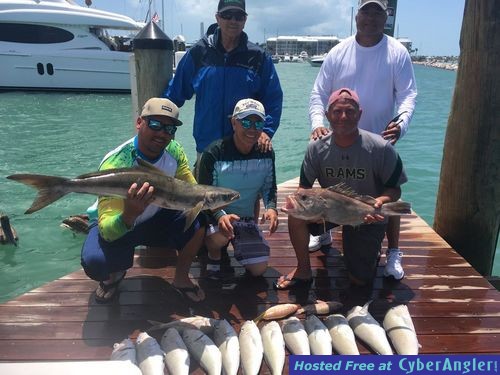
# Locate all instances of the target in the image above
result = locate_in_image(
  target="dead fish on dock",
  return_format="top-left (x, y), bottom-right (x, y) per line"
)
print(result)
top-left (147, 315), bottom-right (218, 334)
top-left (135, 332), bottom-right (165, 375)
top-left (383, 304), bottom-right (421, 354)
top-left (260, 321), bottom-right (285, 375)
top-left (281, 183), bottom-right (411, 226)
top-left (254, 303), bottom-right (300, 322)
top-left (213, 319), bottom-right (240, 375)
top-left (160, 328), bottom-right (190, 375)
top-left (238, 320), bottom-right (263, 375)
top-left (61, 214), bottom-right (90, 234)
top-left (324, 314), bottom-right (360, 355)
top-left (0, 213), bottom-right (18, 246)
top-left (7, 159), bottom-right (239, 230)
top-left (181, 328), bottom-right (222, 375)
top-left (296, 300), bottom-right (343, 316)
top-left (347, 301), bottom-right (393, 355)
top-left (304, 315), bottom-right (333, 355)
top-left (281, 316), bottom-right (310, 355)
top-left (110, 338), bottom-right (139, 366)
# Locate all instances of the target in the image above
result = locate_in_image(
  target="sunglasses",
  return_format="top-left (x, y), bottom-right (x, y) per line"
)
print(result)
top-left (239, 118), bottom-right (265, 130)
top-left (218, 11), bottom-right (246, 21)
top-left (147, 118), bottom-right (177, 135)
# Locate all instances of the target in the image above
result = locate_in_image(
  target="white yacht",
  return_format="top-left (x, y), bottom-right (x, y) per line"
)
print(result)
top-left (0, 0), bottom-right (144, 92)
top-left (308, 53), bottom-right (327, 67)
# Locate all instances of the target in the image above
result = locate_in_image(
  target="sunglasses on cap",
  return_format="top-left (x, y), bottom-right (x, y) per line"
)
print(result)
top-left (218, 11), bottom-right (246, 21)
top-left (239, 118), bottom-right (265, 130)
top-left (147, 118), bottom-right (177, 135)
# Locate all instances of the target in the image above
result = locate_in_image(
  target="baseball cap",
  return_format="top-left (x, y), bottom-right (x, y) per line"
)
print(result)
top-left (327, 88), bottom-right (360, 111)
top-left (232, 98), bottom-right (266, 121)
top-left (140, 98), bottom-right (182, 126)
top-left (218, 0), bottom-right (246, 14)
top-left (358, 0), bottom-right (388, 11)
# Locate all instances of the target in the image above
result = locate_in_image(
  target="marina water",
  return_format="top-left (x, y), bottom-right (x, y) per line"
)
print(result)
top-left (0, 63), bottom-right (498, 302)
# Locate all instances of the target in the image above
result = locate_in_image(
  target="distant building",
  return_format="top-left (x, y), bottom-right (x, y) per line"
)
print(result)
top-left (397, 38), bottom-right (416, 55)
top-left (266, 36), bottom-right (341, 57)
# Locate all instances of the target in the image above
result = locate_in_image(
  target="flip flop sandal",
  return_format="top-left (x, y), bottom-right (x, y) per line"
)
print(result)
top-left (95, 271), bottom-right (126, 303)
top-left (273, 275), bottom-right (313, 290)
top-left (172, 284), bottom-right (204, 303)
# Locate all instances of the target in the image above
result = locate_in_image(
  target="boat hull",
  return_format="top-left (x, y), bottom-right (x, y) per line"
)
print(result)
top-left (0, 50), bottom-right (132, 93)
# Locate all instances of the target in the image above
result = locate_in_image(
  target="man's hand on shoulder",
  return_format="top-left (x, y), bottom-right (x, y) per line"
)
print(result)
top-left (311, 126), bottom-right (330, 141)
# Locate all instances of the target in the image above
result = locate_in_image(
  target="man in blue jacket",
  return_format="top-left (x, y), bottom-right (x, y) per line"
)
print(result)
top-left (163, 0), bottom-right (283, 171)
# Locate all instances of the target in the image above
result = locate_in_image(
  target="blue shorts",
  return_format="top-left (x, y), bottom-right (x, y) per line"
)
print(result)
top-left (81, 209), bottom-right (204, 281)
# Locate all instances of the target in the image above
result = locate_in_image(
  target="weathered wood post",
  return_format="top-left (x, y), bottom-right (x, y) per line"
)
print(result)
top-left (434, 0), bottom-right (500, 275)
top-left (131, 21), bottom-right (173, 119)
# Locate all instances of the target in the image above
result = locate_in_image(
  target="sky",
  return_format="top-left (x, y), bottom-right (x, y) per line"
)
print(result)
top-left (80, 0), bottom-right (466, 56)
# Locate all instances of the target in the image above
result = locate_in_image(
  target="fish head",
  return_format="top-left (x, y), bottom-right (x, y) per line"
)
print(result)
top-left (204, 187), bottom-right (240, 210)
top-left (281, 189), bottom-right (325, 220)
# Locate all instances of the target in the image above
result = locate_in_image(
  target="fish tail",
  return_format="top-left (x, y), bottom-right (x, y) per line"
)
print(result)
top-left (381, 201), bottom-right (411, 216)
top-left (7, 174), bottom-right (69, 214)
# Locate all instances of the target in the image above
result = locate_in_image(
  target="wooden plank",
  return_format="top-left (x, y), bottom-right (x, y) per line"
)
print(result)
top-left (0, 176), bottom-right (499, 365)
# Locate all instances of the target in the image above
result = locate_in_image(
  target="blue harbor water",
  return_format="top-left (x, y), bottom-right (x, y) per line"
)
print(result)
top-left (0, 63), bottom-right (498, 302)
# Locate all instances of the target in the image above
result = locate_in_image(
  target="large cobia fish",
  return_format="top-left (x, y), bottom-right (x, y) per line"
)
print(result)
top-left (281, 183), bottom-right (411, 226)
top-left (347, 302), bottom-right (393, 355)
top-left (304, 314), bottom-right (333, 355)
top-left (160, 328), bottom-right (190, 375)
top-left (260, 321), bottom-right (285, 375)
top-left (324, 314), bottom-right (360, 355)
top-left (383, 304), bottom-right (421, 354)
top-left (135, 332), bottom-right (165, 375)
top-left (7, 159), bottom-right (239, 230)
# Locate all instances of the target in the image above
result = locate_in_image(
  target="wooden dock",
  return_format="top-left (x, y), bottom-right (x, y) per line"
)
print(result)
top-left (0, 177), bottom-right (499, 369)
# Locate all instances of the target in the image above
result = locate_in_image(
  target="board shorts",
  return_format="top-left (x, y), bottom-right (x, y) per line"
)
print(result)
top-left (207, 218), bottom-right (270, 266)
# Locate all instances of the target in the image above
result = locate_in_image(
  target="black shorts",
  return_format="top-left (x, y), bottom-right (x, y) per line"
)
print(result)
top-left (308, 222), bottom-right (386, 284)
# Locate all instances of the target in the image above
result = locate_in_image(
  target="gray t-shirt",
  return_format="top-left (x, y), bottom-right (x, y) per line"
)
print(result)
top-left (300, 129), bottom-right (407, 197)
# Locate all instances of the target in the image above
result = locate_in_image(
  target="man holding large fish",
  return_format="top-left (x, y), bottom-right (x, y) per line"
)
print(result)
top-left (78, 98), bottom-right (212, 303)
top-left (276, 88), bottom-right (410, 288)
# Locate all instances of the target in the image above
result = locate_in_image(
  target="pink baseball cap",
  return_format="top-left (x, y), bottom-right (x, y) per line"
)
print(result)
top-left (326, 88), bottom-right (361, 111)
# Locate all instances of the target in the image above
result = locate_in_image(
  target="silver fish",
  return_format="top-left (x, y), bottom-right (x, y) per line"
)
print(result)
top-left (238, 320), bottom-right (263, 375)
top-left (260, 321), bottom-right (285, 375)
top-left (383, 304), bottom-right (421, 354)
top-left (148, 315), bottom-right (218, 334)
top-left (281, 183), bottom-right (411, 226)
top-left (324, 314), bottom-right (359, 355)
top-left (135, 332), bottom-right (165, 375)
top-left (304, 315), bottom-right (332, 355)
top-left (213, 319), bottom-right (240, 375)
top-left (161, 328), bottom-right (190, 375)
top-left (181, 328), bottom-right (222, 375)
top-left (281, 316), bottom-right (310, 355)
top-left (347, 302), bottom-right (393, 355)
top-left (8, 159), bottom-right (239, 230)
top-left (110, 338), bottom-right (139, 366)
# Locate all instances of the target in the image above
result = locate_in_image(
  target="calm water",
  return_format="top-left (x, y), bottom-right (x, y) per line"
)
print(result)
top-left (0, 63), bottom-right (498, 302)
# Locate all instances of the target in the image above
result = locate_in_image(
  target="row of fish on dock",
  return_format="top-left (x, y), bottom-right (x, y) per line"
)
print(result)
top-left (110, 301), bottom-right (419, 375)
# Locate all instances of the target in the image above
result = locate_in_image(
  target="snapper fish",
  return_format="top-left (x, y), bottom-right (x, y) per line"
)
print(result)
top-left (7, 159), bottom-right (239, 231)
top-left (281, 183), bottom-right (411, 226)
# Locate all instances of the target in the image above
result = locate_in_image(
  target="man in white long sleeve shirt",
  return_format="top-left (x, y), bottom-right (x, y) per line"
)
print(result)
top-left (307, 0), bottom-right (417, 280)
